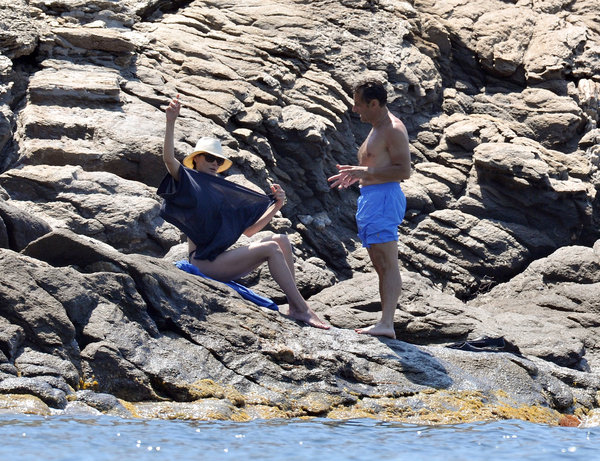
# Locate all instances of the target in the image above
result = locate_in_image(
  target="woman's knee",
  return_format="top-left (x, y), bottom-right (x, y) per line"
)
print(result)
top-left (271, 233), bottom-right (292, 252)
top-left (254, 240), bottom-right (283, 258)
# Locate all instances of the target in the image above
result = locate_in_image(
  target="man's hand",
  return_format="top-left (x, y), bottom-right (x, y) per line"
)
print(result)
top-left (166, 95), bottom-right (181, 123)
top-left (327, 164), bottom-right (368, 189)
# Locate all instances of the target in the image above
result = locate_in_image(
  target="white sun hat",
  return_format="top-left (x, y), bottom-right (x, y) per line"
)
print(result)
top-left (182, 137), bottom-right (232, 173)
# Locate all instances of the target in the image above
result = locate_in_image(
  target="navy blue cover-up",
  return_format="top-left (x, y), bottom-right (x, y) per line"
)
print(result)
top-left (157, 165), bottom-right (274, 261)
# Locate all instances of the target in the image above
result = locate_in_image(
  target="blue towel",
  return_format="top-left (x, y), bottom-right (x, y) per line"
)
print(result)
top-left (175, 260), bottom-right (279, 311)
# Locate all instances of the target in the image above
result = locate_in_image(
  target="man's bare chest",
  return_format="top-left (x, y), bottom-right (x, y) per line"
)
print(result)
top-left (359, 134), bottom-right (388, 165)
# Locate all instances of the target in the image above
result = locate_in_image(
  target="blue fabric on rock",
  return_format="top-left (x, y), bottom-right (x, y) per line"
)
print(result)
top-left (157, 165), bottom-right (274, 261)
top-left (175, 260), bottom-right (279, 311)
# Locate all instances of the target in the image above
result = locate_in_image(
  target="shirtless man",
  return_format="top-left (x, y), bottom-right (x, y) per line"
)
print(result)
top-left (163, 95), bottom-right (329, 330)
top-left (328, 79), bottom-right (411, 339)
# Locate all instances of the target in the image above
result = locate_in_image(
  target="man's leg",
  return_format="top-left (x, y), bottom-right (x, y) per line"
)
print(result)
top-left (356, 241), bottom-right (401, 339)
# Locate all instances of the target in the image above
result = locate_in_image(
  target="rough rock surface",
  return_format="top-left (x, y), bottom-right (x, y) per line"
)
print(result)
top-left (0, 0), bottom-right (599, 423)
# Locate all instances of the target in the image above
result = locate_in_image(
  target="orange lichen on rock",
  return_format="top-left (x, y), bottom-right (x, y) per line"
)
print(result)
top-left (558, 415), bottom-right (581, 427)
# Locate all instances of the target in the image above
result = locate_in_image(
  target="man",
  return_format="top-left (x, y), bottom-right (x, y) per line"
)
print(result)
top-left (161, 95), bottom-right (329, 330)
top-left (328, 78), bottom-right (411, 339)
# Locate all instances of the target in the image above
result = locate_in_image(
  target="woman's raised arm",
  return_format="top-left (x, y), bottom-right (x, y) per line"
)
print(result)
top-left (163, 96), bottom-right (182, 181)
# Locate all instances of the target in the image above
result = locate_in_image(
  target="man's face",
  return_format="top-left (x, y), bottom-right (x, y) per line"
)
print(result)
top-left (352, 91), bottom-right (375, 123)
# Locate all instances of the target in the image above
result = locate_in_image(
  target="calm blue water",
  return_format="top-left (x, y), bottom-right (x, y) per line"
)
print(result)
top-left (0, 415), bottom-right (598, 461)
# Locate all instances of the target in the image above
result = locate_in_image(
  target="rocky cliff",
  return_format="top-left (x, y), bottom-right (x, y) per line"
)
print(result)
top-left (0, 0), bottom-right (599, 424)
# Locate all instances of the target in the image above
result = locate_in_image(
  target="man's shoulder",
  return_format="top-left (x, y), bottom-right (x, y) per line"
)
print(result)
top-left (388, 114), bottom-right (407, 134)
top-left (382, 119), bottom-right (408, 147)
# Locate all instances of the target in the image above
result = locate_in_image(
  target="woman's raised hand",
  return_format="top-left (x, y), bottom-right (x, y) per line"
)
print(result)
top-left (166, 95), bottom-right (181, 122)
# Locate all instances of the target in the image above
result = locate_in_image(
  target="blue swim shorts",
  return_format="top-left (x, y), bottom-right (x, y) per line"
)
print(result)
top-left (356, 182), bottom-right (406, 248)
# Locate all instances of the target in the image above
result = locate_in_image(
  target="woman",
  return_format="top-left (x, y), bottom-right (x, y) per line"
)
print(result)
top-left (162, 96), bottom-right (329, 330)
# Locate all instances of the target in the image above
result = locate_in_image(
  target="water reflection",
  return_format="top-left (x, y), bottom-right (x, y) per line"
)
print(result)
top-left (0, 415), bottom-right (597, 461)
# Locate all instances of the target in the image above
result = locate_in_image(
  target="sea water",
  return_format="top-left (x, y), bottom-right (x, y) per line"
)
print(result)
top-left (0, 415), bottom-right (598, 461)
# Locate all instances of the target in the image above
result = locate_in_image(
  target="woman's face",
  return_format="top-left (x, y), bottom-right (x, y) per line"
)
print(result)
top-left (193, 153), bottom-right (223, 175)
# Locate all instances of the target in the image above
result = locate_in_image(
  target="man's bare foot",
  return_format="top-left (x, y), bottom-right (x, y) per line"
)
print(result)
top-left (355, 323), bottom-right (396, 339)
top-left (287, 305), bottom-right (330, 330)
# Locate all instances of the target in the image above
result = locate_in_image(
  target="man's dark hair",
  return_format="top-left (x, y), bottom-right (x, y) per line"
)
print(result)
top-left (353, 78), bottom-right (387, 106)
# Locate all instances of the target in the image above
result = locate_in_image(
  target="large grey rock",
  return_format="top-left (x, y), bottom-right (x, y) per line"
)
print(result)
top-left (0, 251), bottom-right (79, 363)
top-left (469, 243), bottom-right (600, 371)
top-left (0, 200), bottom-right (51, 251)
top-left (0, 0), bottom-right (39, 59)
top-left (74, 390), bottom-right (132, 418)
top-left (0, 377), bottom-right (67, 408)
top-left (0, 165), bottom-right (181, 256)
top-left (15, 348), bottom-right (79, 388)
top-left (0, 316), bottom-right (24, 364)
top-left (0, 229), bottom-right (596, 419)
top-left (313, 271), bottom-right (476, 344)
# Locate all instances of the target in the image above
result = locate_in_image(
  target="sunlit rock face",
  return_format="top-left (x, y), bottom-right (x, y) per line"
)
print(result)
top-left (0, 0), bottom-right (599, 422)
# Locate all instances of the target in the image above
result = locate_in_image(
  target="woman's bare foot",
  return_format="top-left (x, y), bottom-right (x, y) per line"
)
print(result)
top-left (355, 322), bottom-right (396, 339)
top-left (287, 304), bottom-right (330, 330)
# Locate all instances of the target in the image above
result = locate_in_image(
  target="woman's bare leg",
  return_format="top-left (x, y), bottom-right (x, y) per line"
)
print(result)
top-left (192, 241), bottom-right (328, 329)
top-left (262, 234), bottom-right (295, 279)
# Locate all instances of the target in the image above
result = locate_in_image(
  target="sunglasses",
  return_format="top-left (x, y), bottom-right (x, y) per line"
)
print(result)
top-left (198, 153), bottom-right (225, 166)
